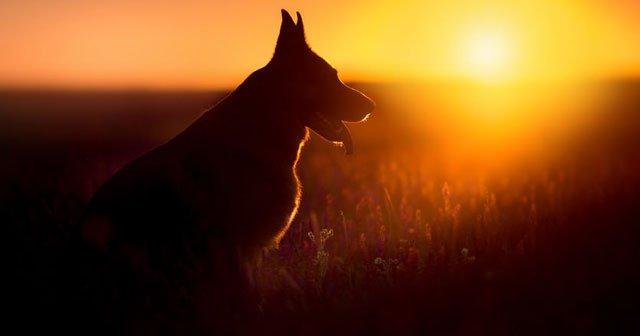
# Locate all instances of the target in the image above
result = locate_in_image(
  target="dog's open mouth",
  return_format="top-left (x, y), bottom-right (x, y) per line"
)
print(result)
top-left (308, 110), bottom-right (354, 155)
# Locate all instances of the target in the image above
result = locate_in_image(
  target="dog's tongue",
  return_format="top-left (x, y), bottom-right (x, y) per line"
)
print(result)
top-left (336, 122), bottom-right (353, 155)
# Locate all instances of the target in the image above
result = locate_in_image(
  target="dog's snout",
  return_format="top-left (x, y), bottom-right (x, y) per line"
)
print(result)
top-left (357, 92), bottom-right (375, 116)
top-left (365, 96), bottom-right (376, 112)
top-left (350, 87), bottom-right (375, 110)
top-left (337, 85), bottom-right (376, 122)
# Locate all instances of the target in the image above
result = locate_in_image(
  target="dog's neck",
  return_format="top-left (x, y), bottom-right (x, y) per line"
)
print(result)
top-left (181, 69), bottom-right (308, 169)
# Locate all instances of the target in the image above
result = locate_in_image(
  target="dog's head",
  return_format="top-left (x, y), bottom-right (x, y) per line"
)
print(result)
top-left (266, 10), bottom-right (375, 154)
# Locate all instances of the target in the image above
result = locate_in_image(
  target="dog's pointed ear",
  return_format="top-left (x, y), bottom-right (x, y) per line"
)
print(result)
top-left (276, 9), bottom-right (295, 46)
top-left (280, 9), bottom-right (295, 34)
top-left (273, 9), bottom-right (296, 59)
top-left (272, 9), bottom-right (308, 63)
top-left (295, 12), bottom-right (306, 41)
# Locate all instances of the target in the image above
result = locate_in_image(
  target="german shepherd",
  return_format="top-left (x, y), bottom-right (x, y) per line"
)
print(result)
top-left (78, 9), bottom-right (374, 333)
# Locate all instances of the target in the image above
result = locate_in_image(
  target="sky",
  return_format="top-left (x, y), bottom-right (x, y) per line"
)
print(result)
top-left (1, 0), bottom-right (639, 89)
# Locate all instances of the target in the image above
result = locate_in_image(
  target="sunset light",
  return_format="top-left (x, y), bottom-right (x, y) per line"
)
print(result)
top-left (4, 2), bottom-right (640, 334)
top-left (462, 30), bottom-right (511, 81)
top-left (1, 1), bottom-right (639, 88)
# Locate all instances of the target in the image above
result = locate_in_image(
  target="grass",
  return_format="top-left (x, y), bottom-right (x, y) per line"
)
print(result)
top-left (4, 85), bottom-right (640, 334)
top-left (247, 147), bottom-right (639, 334)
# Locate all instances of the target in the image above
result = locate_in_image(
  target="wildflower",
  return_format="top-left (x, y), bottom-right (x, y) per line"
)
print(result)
top-left (461, 248), bottom-right (476, 264)
top-left (359, 233), bottom-right (368, 255)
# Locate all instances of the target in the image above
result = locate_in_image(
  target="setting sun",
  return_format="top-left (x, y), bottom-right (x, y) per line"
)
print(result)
top-left (463, 30), bottom-right (511, 81)
top-left (1, 0), bottom-right (639, 88)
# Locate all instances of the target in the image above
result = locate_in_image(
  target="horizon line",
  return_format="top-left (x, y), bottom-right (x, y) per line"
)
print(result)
top-left (1, 76), bottom-right (639, 92)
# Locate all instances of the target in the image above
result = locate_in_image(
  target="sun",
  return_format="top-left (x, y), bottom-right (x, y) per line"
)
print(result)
top-left (462, 30), bottom-right (512, 81)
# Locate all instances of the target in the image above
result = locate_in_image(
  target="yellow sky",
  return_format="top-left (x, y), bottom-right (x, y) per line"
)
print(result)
top-left (1, 0), bottom-right (639, 89)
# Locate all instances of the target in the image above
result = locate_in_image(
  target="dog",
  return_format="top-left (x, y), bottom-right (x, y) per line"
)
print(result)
top-left (77, 9), bottom-right (374, 333)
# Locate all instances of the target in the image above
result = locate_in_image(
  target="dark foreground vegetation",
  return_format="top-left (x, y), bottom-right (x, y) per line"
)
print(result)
top-left (3, 82), bottom-right (640, 334)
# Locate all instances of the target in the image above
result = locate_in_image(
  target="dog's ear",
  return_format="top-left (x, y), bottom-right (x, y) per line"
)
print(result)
top-left (274, 10), bottom-right (296, 53)
top-left (295, 12), bottom-right (306, 41)
top-left (279, 9), bottom-right (295, 38)
top-left (273, 9), bottom-right (307, 61)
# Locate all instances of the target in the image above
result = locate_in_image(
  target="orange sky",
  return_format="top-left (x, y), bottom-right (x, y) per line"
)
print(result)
top-left (1, 0), bottom-right (639, 89)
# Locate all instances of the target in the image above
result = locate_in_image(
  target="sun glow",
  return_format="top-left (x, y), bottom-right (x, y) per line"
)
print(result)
top-left (0, 1), bottom-right (638, 88)
top-left (462, 30), bottom-right (512, 81)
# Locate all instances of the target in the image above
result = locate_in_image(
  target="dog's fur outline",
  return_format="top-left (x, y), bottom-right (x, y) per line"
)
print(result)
top-left (79, 9), bottom-right (374, 332)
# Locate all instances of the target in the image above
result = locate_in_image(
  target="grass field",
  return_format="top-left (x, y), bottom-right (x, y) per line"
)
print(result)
top-left (4, 82), bottom-right (640, 334)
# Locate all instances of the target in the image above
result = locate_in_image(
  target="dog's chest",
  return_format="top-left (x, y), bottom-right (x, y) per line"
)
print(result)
top-left (180, 155), bottom-right (299, 244)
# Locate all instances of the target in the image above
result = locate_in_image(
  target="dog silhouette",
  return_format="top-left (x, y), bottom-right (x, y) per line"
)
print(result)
top-left (78, 9), bottom-right (374, 333)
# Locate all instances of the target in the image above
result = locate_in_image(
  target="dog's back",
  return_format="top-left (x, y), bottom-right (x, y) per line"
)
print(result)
top-left (79, 93), bottom-right (305, 332)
